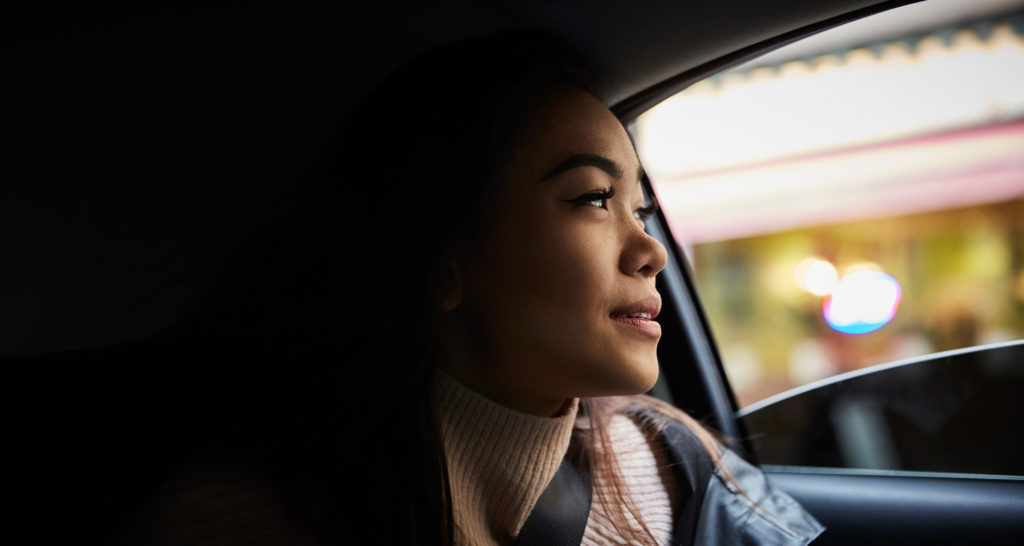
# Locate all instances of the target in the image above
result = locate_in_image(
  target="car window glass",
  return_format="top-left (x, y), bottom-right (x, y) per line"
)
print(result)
top-left (633, 0), bottom-right (1024, 475)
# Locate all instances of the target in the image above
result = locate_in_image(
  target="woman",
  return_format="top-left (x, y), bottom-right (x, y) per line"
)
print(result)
top-left (323, 32), bottom-right (824, 545)
top-left (121, 31), bottom-right (822, 546)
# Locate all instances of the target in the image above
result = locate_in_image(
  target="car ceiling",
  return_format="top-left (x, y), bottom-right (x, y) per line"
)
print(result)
top-left (2, 0), bottom-right (924, 356)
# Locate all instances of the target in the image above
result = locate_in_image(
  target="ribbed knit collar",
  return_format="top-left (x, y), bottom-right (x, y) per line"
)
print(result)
top-left (432, 369), bottom-right (580, 544)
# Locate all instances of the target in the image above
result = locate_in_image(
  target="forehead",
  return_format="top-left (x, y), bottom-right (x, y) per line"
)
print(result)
top-left (508, 86), bottom-right (639, 179)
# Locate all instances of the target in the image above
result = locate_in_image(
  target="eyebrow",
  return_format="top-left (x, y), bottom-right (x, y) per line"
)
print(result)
top-left (541, 153), bottom-right (624, 181)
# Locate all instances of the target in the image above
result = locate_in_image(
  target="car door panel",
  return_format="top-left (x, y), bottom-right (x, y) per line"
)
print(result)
top-left (768, 470), bottom-right (1024, 545)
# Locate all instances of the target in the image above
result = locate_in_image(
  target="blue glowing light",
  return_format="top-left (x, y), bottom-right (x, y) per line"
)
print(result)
top-left (823, 270), bottom-right (902, 334)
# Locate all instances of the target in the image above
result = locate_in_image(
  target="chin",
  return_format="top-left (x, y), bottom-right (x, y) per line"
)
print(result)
top-left (632, 361), bottom-right (661, 393)
top-left (607, 355), bottom-right (661, 396)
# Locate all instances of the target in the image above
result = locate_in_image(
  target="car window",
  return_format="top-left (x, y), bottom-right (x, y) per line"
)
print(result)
top-left (633, 0), bottom-right (1024, 475)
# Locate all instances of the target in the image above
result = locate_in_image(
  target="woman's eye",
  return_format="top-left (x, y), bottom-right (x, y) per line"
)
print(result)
top-left (633, 202), bottom-right (657, 222)
top-left (564, 187), bottom-right (615, 209)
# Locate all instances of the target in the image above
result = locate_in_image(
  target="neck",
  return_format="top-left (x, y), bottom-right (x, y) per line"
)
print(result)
top-left (432, 369), bottom-right (580, 542)
top-left (435, 323), bottom-right (570, 416)
top-left (438, 361), bottom-right (571, 417)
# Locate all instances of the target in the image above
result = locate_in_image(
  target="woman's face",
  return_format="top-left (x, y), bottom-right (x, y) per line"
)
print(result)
top-left (440, 86), bottom-right (668, 416)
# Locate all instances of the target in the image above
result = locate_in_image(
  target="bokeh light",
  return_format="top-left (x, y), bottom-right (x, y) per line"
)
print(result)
top-left (795, 257), bottom-right (839, 296)
top-left (824, 271), bottom-right (903, 334)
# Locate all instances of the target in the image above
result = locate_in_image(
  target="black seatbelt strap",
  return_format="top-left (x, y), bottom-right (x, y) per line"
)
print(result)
top-left (516, 410), bottom-right (715, 545)
top-left (649, 410), bottom-right (716, 546)
top-left (515, 456), bottom-right (592, 546)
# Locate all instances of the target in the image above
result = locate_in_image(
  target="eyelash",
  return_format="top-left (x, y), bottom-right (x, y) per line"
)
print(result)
top-left (563, 187), bottom-right (616, 208)
top-left (563, 187), bottom-right (657, 222)
top-left (633, 202), bottom-right (657, 222)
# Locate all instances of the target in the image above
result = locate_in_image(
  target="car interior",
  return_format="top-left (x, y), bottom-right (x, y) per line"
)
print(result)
top-left (6, 0), bottom-right (1023, 543)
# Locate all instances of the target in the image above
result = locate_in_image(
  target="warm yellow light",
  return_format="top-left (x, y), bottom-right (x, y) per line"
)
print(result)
top-left (796, 258), bottom-right (838, 296)
top-left (844, 262), bottom-right (882, 276)
top-left (1015, 270), bottom-right (1024, 302)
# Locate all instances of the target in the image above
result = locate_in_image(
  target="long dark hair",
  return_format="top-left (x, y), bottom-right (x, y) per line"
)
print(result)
top-left (324, 32), bottom-right (601, 544)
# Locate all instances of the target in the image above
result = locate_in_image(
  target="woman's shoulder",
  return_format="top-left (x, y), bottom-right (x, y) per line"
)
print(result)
top-left (695, 448), bottom-right (825, 545)
top-left (618, 395), bottom-right (826, 545)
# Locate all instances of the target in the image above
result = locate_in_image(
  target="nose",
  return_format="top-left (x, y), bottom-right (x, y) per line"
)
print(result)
top-left (620, 219), bottom-right (668, 278)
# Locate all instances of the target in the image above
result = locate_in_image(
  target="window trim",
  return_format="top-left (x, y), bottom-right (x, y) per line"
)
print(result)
top-left (738, 340), bottom-right (1024, 418)
top-left (612, 0), bottom-right (920, 121)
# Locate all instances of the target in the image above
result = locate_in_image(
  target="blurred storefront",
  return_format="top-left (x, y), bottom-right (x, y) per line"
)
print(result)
top-left (636, 7), bottom-right (1024, 407)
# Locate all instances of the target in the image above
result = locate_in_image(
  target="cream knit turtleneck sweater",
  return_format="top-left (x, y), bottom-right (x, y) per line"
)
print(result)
top-left (433, 370), bottom-right (680, 545)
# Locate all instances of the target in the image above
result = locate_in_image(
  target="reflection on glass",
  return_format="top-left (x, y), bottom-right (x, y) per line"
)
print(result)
top-left (740, 342), bottom-right (1024, 475)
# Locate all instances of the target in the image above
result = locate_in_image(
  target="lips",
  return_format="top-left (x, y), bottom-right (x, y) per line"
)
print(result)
top-left (610, 296), bottom-right (662, 338)
top-left (610, 296), bottom-right (661, 320)
top-left (613, 310), bottom-right (656, 319)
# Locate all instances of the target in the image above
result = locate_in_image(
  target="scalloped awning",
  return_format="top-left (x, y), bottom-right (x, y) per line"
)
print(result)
top-left (637, 15), bottom-right (1024, 243)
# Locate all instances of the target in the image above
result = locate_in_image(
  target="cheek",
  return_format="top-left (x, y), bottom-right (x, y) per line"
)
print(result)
top-left (468, 212), bottom-right (613, 314)
top-left (539, 229), bottom-right (612, 302)
top-left (511, 223), bottom-right (618, 330)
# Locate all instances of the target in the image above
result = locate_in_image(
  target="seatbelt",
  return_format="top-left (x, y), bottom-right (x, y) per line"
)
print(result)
top-left (515, 410), bottom-right (715, 546)
top-left (515, 456), bottom-right (592, 546)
